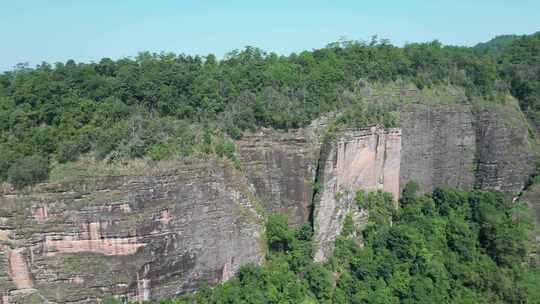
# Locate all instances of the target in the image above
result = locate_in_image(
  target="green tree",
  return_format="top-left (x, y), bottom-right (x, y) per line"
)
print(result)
top-left (7, 155), bottom-right (50, 189)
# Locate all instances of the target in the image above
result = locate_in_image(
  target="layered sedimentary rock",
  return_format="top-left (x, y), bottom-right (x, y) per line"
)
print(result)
top-left (399, 103), bottom-right (477, 193)
top-left (313, 98), bottom-right (536, 262)
top-left (0, 160), bottom-right (263, 303)
top-left (313, 126), bottom-right (401, 262)
top-left (400, 100), bottom-right (535, 194)
top-left (236, 128), bottom-right (319, 226)
top-left (474, 103), bottom-right (536, 192)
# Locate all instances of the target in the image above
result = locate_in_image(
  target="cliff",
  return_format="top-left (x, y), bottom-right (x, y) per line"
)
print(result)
top-left (312, 97), bottom-right (537, 262)
top-left (0, 160), bottom-right (263, 303)
top-left (236, 128), bottom-right (319, 226)
top-left (313, 126), bottom-right (401, 262)
top-left (0, 94), bottom-right (537, 303)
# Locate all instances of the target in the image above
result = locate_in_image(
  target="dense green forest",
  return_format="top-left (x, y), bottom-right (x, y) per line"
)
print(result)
top-left (1, 32), bottom-right (539, 188)
top-left (138, 186), bottom-right (537, 304)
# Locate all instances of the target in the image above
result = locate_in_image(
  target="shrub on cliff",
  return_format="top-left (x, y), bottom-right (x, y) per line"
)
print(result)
top-left (7, 155), bottom-right (50, 189)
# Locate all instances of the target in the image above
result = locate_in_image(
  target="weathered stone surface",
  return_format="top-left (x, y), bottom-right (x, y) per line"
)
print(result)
top-left (0, 160), bottom-right (263, 303)
top-left (313, 126), bottom-right (401, 262)
top-left (313, 98), bottom-right (537, 262)
top-left (400, 100), bottom-right (535, 194)
top-left (474, 103), bottom-right (536, 192)
top-left (400, 103), bottom-right (477, 194)
top-left (236, 128), bottom-right (319, 226)
top-left (0, 92), bottom-right (538, 302)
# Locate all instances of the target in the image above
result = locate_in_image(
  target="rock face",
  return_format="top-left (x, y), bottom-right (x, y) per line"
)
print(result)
top-left (400, 104), bottom-right (477, 193)
top-left (313, 99), bottom-right (537, 262)
top-left (400, 101), bottom-right (535, 194)
top-left (0, 161), bottom-right (263, 303)
top-left (236, 128), bottom-right (319, 226)
top-left (313, 126), bottom-right (401, 262)
top-left (474, 103), bottom-right (535, 192)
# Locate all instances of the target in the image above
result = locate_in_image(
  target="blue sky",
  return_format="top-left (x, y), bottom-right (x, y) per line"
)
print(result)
top-left (1, 0), bottom-right (538, 71)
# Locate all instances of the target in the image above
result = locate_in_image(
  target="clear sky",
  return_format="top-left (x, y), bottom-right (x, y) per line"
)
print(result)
top-left (1, 0), bottom-right (539, 72)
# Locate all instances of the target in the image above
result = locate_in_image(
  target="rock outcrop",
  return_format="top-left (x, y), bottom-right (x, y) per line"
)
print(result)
top-left (313, 98), bottom-right (537, 262)
top-left (400, 103), bottom-right (477, 193)
top-left (236, 128), bottom-right (319, 226)
top-left (0, 160), bottom-right (263, 303)
top-left (313, 126), bottom-right (401, 262)
top-left (400, 100), bottom-right (535, 194)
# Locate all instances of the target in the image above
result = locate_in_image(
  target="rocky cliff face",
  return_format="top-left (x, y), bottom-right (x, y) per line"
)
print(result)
top-left (400, 100), bottom-right (534, 194)
top-left (313, 98), bottom-right (536, 262)
top-left (313, 126), bottom-right (401, 262)
top-left (399, 103), bottom-right (477, 193)
top-left (0, 161), bottom-right (263, 303)
top-left (0, 95), bottom-right (537, 303)
top-left (236, 128), bottom-right (319, 226)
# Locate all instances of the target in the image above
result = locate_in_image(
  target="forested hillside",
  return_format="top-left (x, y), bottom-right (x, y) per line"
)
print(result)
top-left (1, 32), bottom-right (539, 189)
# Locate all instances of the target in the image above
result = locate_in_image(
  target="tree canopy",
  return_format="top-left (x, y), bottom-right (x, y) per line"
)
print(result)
top-left (1, 33), bottom-right (539, 188)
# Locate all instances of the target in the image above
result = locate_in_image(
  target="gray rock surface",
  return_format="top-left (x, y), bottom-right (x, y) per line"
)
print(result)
top-left (0, 160), bottom-right (263, 303)
top-left (236, 128), bottom-right (319, 226)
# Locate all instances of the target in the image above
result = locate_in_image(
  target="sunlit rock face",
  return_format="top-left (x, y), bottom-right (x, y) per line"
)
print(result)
top-left (399, 104), bottom-right (477, 193)
top-left (0, 161), bottom-right (263, 303)
top-left (313, 126), bottom-right (401, 262)
top-left (313, 100), bottom-right (536, 263)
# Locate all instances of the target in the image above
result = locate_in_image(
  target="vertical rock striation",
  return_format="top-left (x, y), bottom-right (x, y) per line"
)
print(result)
top-left (236, 128), bottom-right (319, 226)
top-left (399, 103), bottom-right (477, 193)
top-left (400, 100), bottom-right (535, 195)
top-left (0, 160), bottom-right (263, 303)
top-left (313, 126), bottom-right (401, 262)
top-left (0, 93), bottom-right (537, 301)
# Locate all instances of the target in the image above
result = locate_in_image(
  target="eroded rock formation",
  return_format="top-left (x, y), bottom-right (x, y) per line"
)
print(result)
top-left (0, 161), bottom-right (263, 303)
top-left (236, 128), bottom-right (319, 226)
top-left (313, 126), bottom-right (401, 262)
top-left (313, 99), bottom-right (536, 262)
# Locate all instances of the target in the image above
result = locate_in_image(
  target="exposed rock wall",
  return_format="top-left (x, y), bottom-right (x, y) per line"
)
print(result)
top-left (0, 160), bottom-right (263, 303)
top-left (474, 103), bottom-right (536, 192)
top-left (313, 126), bottom-right (401, 262)
top-left (0, 94), bottom-right (537, 302)
top-left (313, 99), bottom-right (536, 262)
top-left (400, 104), bottom-right (477, 193)
top-left (400, 101), bottom-right (535, 194)
top-left (236, 129), bottom-right (319, 226)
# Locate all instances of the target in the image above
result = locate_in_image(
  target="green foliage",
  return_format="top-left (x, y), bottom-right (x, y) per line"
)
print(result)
top-left (102, 296), bottom-right (121, 304)
top-left (176, 187), bottom-right (539, 304)
top-left (266, 213), bottom-right (294, 252)
top-left (4, 33), bottom-right (540, 186)
top-left (400, 181), bottom-right (419, 205)
top-left (497, 32), bottom-right (540, 124)
top-left (2, 33), bottom-right (539, 189)
top-left (57, 140), bottom-right (81, 163)
top-left (7, 155), bottom-right (50, 189)
top-left (146, 143), bottom-right (172, 161)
